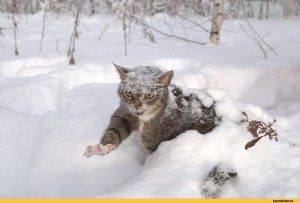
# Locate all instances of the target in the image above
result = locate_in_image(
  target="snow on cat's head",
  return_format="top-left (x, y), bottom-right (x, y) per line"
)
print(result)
top-left (113, 63), bottom-right (173, 121)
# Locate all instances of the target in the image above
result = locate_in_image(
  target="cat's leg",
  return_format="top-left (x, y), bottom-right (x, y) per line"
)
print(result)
top-left (84, 106), bottom-right (139, 158)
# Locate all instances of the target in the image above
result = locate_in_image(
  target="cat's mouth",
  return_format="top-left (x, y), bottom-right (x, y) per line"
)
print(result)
top-left (135, 111), bottom-right (144, 116)
top-left (129, 107), bottom-right (145, 116)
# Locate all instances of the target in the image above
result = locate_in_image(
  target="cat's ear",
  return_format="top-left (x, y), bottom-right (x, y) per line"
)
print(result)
top-left (113, 63), bottom-right (128, 81)
top-left (158, 70), bottom-right (174, 87)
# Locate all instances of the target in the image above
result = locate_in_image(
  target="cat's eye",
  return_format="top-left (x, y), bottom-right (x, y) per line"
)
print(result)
top-left (145, 93), bottom-right (155, 99)
top-left (124, 91), bottom-right (133, 98)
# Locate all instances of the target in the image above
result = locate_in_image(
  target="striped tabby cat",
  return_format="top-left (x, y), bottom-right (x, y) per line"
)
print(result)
top-left (84, 64), bottom-right (218, 157)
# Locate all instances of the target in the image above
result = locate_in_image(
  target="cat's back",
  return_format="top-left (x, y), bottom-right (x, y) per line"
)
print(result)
top-left (166, 84), bottom-right (215, 117)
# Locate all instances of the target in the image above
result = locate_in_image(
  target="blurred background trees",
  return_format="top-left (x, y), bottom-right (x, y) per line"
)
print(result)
top-left (1, 0), bottom-right (299, 19)
top-left (1, 0), bottom-right (299, 61)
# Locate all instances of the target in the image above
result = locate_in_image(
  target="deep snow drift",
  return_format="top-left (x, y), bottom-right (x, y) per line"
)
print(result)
top-left (0, 14), bottom-right (300, 198)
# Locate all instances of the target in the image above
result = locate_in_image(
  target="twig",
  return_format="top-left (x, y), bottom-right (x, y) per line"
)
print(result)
top-left (176, 13), bottom-right (209, 33)
top-left (148, 23), bottom-right (206, 45)
top-left (241, 112), bottom-right (278, 150)
top-left (98, 23), bottom-right (110, 41)
top-left (246, 18), bottom-right (277, 55)
top-left (67, 5), bottom-right (81, 65)
top-left (56, 38), bottom-right (60, 53)
top-left (132, 14), bottom-right (206, 45)
top-left (287, 36), bottom-right (300, 46)
top-left (180, 20), bottom-right (188, 40)
top-left (0, 27), bottom-right (13, 30)
top-left (238, 20), bottom-right (267, 59)
top-left (129, 14), bottom-right (156, 43)
top-left (236, 0), bottom-right (276, 59)
top-left (163, 15), bottom-right (176, 36)
top-left (237, 18), bottom-right (276, 59)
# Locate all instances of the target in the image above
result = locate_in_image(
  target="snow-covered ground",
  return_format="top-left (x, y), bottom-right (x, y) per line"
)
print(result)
top-left (0, 14), bottom-right (300, 198)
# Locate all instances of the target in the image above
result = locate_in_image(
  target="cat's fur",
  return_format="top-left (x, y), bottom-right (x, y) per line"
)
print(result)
top-left (84, 64), bottom-right (218, 157)
top-left (201, 163), bottom-right (238, 198)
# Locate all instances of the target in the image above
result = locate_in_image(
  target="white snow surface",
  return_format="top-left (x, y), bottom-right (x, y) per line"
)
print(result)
top-left (0, 14), bottom-right (300, 198)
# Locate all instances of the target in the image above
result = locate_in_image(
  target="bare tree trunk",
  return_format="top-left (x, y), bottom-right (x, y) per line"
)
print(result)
top-left (248, 0), bottom-right (254, 18)
top-left (296, 0), bottom-right (300, 16)
top-left (171, 0), bottom-right (180, 16)
top-left (11, 0), bottom-right (18, 56)
top-left (47, 0), bottom-right (52, 12)
top-left (207, 0), bottom-right (212, 17)
top-left (143, 0), bottom-right (153, 16)
top-left (122, 0), bottom-right (128, 56)
top-left (222, 0), bottom-right (231, 20)
top-left (285, 0), bottom-right (292, 19)
top-left (258, 0), bottom-right (264, 20)
top-left (195, 0), bottom-right (205, 16)
top-left (35, 0), bottom-right (41, 13)
top-left (210, 0), bottom-right (223, 45)
top-left (142, 0), bottom-right (148, 15)
top-left (235, 0), bottom-right (241, 18)
top-left (265, 0), bottom-right (270, 19)
top-left (67, 6), bottom-right (80, 65)
top-left (90, 0), bottom-right (95, 15)
top-left (39, 1), bottom-right (48, 52)
top-left (241, 0), bottom-right (247, 18)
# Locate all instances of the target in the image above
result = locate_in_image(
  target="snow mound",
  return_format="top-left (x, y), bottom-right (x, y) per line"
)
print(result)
top-left (0, 15), bottom-right (300, 198)
top-left (0, 56), bottom-right (67, 78)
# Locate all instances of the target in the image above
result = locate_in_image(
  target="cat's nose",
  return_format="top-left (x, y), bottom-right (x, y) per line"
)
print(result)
top-left (133, 99), bottom-right (142, 109)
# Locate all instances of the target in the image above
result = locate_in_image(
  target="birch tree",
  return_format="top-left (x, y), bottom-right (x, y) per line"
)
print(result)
top-left (284, 0), bottom-right (293, 19)
top-left (210, 0), bottom-right (223, 45)
top-left (122, 0), bottom-right (129, 56)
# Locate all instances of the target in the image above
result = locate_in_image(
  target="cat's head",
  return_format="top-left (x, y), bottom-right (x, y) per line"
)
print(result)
top-left (114, 63), bottom-right (173, 121)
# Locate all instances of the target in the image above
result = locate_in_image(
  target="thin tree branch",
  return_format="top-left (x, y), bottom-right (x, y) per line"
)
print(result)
top-left (147, 22), bottom-right (206, 45)
top-left (287, 36), bottom-right (300, 46)
top-left (176, 13), bottom-right (209, 33)
top-left (130, 14), bottom-right (206, 45)
top-left (237, 18), bottom-right (277, 60)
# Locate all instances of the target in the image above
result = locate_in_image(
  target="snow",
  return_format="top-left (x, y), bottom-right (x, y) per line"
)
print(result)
top-left (215, 99), bottom-right (244, 123)
top-left (0, 14), bottom-right (300, 198)
top-left (119, 66), bottom-right (164, 94)
top-left (180, 87), bottom-right (215, 108)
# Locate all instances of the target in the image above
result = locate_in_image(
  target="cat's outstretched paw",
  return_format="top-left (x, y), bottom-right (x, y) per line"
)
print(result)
top-left (84, 144), bottom-right (115, 158)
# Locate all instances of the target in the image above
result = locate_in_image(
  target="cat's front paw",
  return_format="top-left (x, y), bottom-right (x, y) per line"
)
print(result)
top-left (84, 144), bottom-right (115, 158)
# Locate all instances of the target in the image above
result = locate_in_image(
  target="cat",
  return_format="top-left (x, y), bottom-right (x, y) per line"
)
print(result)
top-left (84, 63), bottom-right (218, 157)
